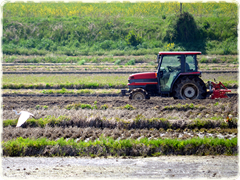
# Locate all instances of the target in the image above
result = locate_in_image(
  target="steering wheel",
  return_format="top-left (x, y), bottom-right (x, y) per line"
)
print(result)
top-left (167, 66), bottom-right (174, 72)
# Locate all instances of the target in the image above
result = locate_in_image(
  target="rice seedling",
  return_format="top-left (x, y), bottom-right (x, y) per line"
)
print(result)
top-left (65, 103), bottom-right (93, 110)
top-left (43, 105), bottom-right (48, 110)
top-left (120, 104), bottom-right (135, 110)
top-left (2, 136), bottom-right (237, 157)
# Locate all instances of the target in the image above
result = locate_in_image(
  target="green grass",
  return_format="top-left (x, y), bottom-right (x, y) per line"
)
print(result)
top-left (3, 115), bottom-right (71, 128)
top-left (204, 76), bottom-right (238, 87)
top-left (65, 103), bottom-right (94, 110)
top-left (2, 74), bottom-right (238, 90)
top-left (2, 74), bottom-right (128, 89)
top-left (4, 2), bottom-right (237, 18)
top-left (2, 136), bottom-right (237, 156)
top-left (3, 2), bottom-right (238, 56)
top-left (3, 89), bottom-right (121, 95)
top-left (122, 104), bottom-right (135, 110)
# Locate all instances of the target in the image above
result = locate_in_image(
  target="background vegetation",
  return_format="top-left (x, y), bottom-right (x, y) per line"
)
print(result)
top-left (3, 2), bottom-right (238, 56)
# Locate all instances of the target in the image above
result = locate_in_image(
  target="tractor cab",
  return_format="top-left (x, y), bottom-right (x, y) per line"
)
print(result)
top-left (156, 52), bottom-right (201, 94)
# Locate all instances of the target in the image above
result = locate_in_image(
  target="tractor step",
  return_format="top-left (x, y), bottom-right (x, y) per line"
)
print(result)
top-left (121, 89), bottom-right (129, 96)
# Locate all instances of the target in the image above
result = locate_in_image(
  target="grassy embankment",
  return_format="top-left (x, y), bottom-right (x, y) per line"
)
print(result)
top-left (3, 2), bottom-right (238, 56)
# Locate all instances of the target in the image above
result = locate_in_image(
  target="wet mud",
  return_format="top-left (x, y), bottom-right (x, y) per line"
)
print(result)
top-left (2, 156), bottom-right (238, 179)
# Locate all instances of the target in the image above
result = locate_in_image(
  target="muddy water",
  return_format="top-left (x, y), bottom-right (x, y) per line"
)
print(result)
top-left (2, 156), bottom-right (238, 179)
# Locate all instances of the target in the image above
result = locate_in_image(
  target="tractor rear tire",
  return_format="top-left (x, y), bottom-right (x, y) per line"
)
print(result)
top-left (173, 76), bottom-right (206, 100)
top-left (129, 88), bottom-right (150, 100)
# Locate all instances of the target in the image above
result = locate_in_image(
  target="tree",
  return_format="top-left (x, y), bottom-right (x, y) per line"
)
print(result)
top-left (125, 30), bottom-right (142, 47)
top-left (171, 12), bottom-right (200, 43)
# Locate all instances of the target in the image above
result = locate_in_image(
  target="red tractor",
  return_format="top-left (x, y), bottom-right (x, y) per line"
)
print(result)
top-left (121, 51), bottom-right (230, 100)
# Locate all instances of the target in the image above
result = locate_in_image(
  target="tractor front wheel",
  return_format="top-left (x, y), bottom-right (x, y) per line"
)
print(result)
top-left (129, 88), bottom-right (150, 100)
top-left (173, 76), bottom-right (206, 99)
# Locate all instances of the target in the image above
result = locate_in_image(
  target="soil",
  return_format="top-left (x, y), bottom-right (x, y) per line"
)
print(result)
top-left (3, 95), bottom-right (238, 110)
top-left (2, 126), bottom-right (237, 142)
top-left (3, 95), bottom-right (238, 130)
top-left (3, 94), bottom-right (238, 141)
top-left (2, 95), bottom-right (238, 156)
top-left (2, 156), bottom-right (238, 179)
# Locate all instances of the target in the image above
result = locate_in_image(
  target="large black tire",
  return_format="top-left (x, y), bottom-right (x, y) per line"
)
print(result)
top-left (173, 76), bottom-right (207, 99)
top-left (129, 88), bottom-right (150, 100)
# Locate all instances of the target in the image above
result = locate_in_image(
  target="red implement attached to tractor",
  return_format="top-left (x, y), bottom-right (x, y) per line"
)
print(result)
top-left (208, 80), bottom-right (231, 99)
top-left (121, 51), bottom-right (231, 100)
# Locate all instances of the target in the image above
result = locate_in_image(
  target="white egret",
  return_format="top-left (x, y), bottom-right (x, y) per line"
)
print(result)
top-left (13, 110), bottom-right (35, 127)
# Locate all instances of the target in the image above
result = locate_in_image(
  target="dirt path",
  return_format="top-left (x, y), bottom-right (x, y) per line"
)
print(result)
top-left (2, 156), bottom-right (238, 179)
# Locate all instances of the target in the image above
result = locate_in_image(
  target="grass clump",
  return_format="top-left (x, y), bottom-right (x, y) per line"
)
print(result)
top-left (100, 104), bottom-right (108, 110)
top-left (81, 104), bottom-right (92, 109)
top-left (43, 105), bottom-right (48, 110)
top-left (164, 103), bottom-right (205, 110)
top-left (65, 103), bottom-right (93, 110)
top-left (125, 59), bottom-right (135, 65)
top-left (3, 119), bottom-right (18, 127)
top-left (121, 104), bottom-right (135, 110)
top-left (114, 59), bottom-right (122, 65)
top-left (78, 59), bottom-right (86, 65)
top-left (3, 115), bottom-right (71, 128)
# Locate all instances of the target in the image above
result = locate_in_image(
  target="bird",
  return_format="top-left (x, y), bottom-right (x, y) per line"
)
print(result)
top-left (12, 109), bottom-right (35, 127)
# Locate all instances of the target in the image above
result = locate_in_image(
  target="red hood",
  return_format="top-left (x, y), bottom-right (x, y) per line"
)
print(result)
top-left (129, 72), bottom-right (157, 80)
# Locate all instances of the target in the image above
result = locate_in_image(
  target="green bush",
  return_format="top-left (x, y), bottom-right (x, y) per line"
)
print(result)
top-left (114, 59), bottom-right (122, 65)
top-left (125, 59), bottom-right (135, 65)
top-left (125, 30), bottom-right (142, 47)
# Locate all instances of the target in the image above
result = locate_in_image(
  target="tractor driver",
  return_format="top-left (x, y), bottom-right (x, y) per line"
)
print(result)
top-left (167, 56), bottom-right (190, 72)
